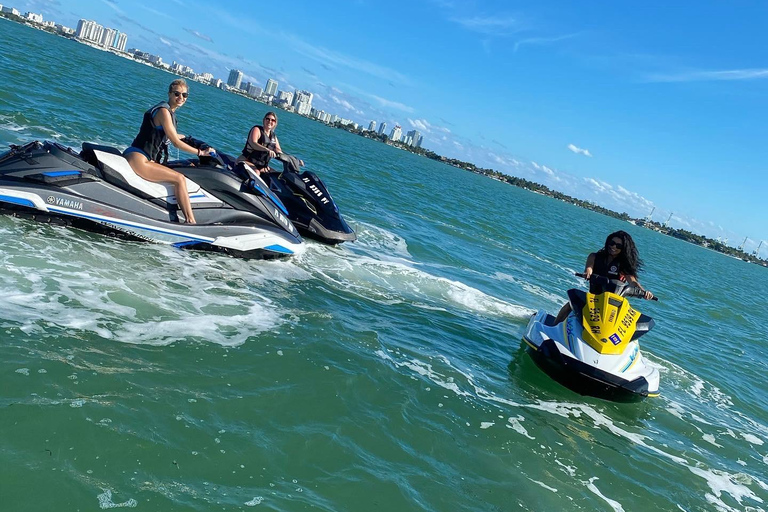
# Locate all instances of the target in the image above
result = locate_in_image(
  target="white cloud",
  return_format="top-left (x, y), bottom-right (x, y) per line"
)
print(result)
top-left (408, 118), bottom-right (429, 131)
top-left (101, 0), bottom-right (125, 15)
top-left (450, 15), bottom-right (521, 36)
top-left (141, 5), bottom-right (173, 19)
top-left (406, 118), bottom-right (451, 134)
top-left (514, 33), bottom-right (580, 52)
top-left (330, 95), bottom-right (364, 115)
top-left (646, 68), bottom-right (768, 83)
top-left (585, 177), bottom-right (609, 193)
top-left (568, 143), bottom-right (592, 157)
top-left (369, 94), bottom-right (415, 113)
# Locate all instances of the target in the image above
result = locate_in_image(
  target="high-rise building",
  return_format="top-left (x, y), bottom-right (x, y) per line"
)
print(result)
top-left (227, 69), bottom-right (243, 89)
top-left (416, 135), bottom-right (423, 148)
top-left (265, 79), bottom-right (278, 97)
top-left (76, 19), bottom-right (97, 40)
top-left (292, 90), bottom-right (313, 116)
top-left (100, 27), bottom-right (116, 47)
top-left (292, 90), bottom-right (313, 108)
top-left (406, 130), bottom-right (421, 147)
top-left (24, 12), bottom-right (43, 23)
top-left (378, 122), bottom-right (387, 135)
top-left (390, 125), bottom-right (402, 142)
top-left (368, 121), bottom-right (376, 131)
top-left (247, 85), bottom-right (263, 98)
top-left (277, 90), bottom-right (293, 105)
top-left (114, 32), bottom-right (127, 52)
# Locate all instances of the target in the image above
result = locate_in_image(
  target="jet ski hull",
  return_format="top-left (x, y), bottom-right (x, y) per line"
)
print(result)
top-left (263, 170), bottom-right (356, 245)
top-left (522, 310), bottom-right (659, 402)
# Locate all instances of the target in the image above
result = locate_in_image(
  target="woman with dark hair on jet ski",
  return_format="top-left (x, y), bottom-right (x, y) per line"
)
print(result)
top-left (554, 230), bottom-right (654, 323)
top-left (236, 112), bottom-right (304, 175)
top-left (124, 78), bottom-right (213, 224)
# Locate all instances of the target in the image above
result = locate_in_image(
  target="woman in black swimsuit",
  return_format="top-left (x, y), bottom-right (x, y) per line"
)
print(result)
top-left (554, 230), bottom-right (654, 323)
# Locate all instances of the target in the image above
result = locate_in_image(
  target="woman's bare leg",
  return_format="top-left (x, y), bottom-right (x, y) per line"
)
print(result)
top-left (125, 153), bottom-right (197, 224)
top-left (554, 302), bottom-right (572, 324)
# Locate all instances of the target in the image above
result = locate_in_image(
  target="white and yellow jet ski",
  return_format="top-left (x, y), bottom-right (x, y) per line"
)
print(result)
top-left (522, 273), bottom-right (660, 401)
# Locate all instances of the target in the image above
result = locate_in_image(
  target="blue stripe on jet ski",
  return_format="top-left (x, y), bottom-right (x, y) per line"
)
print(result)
top-left (272, 195), bottom-right (289, 216)
top-left (621, 346), bottom-right (638, 372)
top-left (173, 240), bottom-right (203, 248)
top-left (42, 170), bottom-right (81, 177)
top-left (46, 207), bottom-right (215, 243)
top-left (0, 195), bottom-right (35, 208)
top-left (249, 181), bottom-right (289, 216)
top-left (264, 244), bottom-right (294, 254)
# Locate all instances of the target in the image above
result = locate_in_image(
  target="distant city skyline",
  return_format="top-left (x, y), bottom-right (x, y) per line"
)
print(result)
top-left (2, 7), bottom-right (420, 144)
top-left (3, 0), bottom-right (767, 251)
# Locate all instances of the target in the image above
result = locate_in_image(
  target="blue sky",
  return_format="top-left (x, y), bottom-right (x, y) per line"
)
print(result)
top-left (11, 0), bottom-right (768, 253)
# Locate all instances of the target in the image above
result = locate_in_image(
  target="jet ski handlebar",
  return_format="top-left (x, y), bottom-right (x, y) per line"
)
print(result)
top-left (574, 273), bottom-right (659, 301)
top-left (180, 136), bottom-right (232, 168)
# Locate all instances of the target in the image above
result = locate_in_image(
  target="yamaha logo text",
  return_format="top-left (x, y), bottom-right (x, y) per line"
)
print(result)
top-left (47, 195), bottom-right (84, 210)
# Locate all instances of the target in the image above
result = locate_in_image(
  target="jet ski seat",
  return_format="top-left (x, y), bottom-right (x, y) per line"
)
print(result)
top-left (81, 143), bottom-right (219, 206)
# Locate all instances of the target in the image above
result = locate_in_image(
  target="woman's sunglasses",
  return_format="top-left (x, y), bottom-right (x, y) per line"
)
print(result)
top-left (172, 90), bottom-right (189, 98)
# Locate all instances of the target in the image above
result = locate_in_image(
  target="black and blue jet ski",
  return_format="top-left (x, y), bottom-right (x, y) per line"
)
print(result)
top-left (173, 139), bottom-right (355, 245)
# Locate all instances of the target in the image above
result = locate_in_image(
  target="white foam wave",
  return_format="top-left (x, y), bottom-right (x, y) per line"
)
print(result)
top-left (689, 466), bottom-right (765, 511)
top-left (494, 271), bottom-right (564, 305)
top-left (97, 489), bottom-right (137, 509)
top-left (0, 232), bottom-right (309, 347)
top-left (585, 477), bottom-right (625, 512)
top-left (529, 479), bottom-right (558, 493)
top-left (350, 221), bottom-right (412, 259)
top-left (300, 244), bottom-right (532, 318)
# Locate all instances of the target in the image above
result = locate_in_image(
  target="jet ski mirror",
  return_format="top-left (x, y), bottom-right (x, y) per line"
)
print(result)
top-left (274, 153), bottom-right (303, 174)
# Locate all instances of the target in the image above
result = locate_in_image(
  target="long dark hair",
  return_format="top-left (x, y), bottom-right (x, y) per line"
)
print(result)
top-left (597, 230), bottom-right (643, 276)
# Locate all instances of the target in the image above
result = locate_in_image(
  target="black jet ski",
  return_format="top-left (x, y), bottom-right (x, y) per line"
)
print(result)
top-left (0, 140), bottom-right (302, 259)
top-left (263, 154), bottom-right (356, 244)
top-left (522, 273), bottom-right (660, 402)
top-left (174, 139), bottom-right (355, 245)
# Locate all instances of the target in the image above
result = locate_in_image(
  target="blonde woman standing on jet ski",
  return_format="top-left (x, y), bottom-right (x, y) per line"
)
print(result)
top-left (555, 230), bottom-right (654, 323)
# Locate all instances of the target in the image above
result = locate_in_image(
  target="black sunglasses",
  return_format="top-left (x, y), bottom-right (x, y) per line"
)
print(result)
top-left (265, 117), bottom-right (277, 122)
top-left (608, 240), bottom-right (623, 248)
top-left (172, 90), bottom-right (189, 98)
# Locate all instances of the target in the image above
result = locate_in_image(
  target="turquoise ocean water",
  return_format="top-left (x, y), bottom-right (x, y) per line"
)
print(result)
top-left (1, 20), bottom-right (767, 511)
